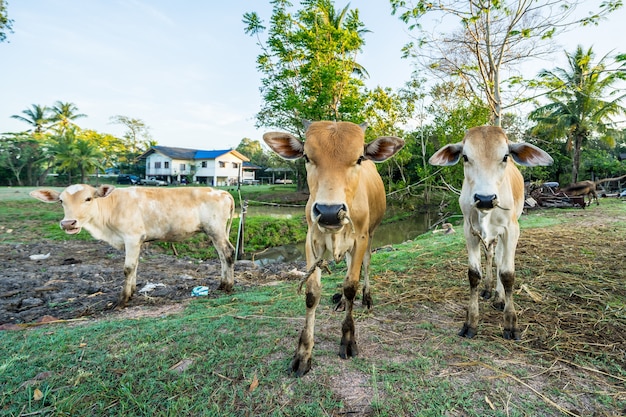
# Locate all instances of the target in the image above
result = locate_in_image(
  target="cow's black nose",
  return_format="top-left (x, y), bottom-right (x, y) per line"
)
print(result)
top-left (312, 203), bottom-right (347, 227)
top-left (474, 194), bottom-right (497, 209)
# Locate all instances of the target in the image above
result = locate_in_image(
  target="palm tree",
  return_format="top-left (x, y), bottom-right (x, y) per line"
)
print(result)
top-left (50, 101), bottom-right (87, 132)
top-left (50, 128), bottom-right (102, 184)
top-left (529, 46), bottom-right (626, 183)
top-left (11, 104), bottom-right (51, 133)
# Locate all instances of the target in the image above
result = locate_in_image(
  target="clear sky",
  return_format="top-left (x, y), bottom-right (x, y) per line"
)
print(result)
top-left (1, 1), bottom-right (624, 151)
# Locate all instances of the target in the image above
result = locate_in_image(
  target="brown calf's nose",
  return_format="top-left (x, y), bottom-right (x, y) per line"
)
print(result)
top-left (473, 194), bottom-right (497, 209)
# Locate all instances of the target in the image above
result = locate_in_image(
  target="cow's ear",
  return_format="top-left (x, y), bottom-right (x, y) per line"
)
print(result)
top-left (429, 143), bottom-right (463, 166)
top-left (509, 142), bottom-right (554, 167)
top-left (96, 185), bottom-right (116, 198)
top-left (364, 136), bottom-right (405, 162)
top-left (263, 132), bottom-right (305, 160)
top-left (30, 189), bottom-right (61, 203)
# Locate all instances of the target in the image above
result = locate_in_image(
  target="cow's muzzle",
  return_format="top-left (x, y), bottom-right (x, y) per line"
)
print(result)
top-left (60, 219), bottom-right (81, 235)
top-left (473, 194), bottom-right (497, 210)
top-left (312, 203), bottom-right (348, 229)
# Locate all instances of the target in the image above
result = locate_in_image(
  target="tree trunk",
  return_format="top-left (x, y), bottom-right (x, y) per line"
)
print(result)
top-left (571, 134), bottom-right (583, 183)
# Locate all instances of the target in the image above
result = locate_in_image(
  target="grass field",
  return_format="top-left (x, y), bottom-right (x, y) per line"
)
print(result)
top-left (1, 188), bottom-right (625, 416)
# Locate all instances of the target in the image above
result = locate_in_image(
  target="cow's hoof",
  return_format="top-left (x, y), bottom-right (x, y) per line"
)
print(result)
top-left (362, 292), bottom-right (373, 309)
top-left (339, 341), bottom-right (358, 359)
top-left (458, 323), bottom-right (477, 338)
top-left (290, 355), bottom-right (311, 377)
top-left (480, 289), bottom-right (492, 300)
top-left (492, 301), bottom-right (505, 311)
top-left (503, 328), bottom-right (521, 341)
top-left (332, 293), bottom-right (346, 311)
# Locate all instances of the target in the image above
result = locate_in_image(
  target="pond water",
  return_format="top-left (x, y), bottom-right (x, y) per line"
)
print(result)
top-left (239, 204), bottom-right (448, 265)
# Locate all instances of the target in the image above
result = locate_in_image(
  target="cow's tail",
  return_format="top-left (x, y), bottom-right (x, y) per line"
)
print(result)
top-left (226, 194), bottom-right (235, 234)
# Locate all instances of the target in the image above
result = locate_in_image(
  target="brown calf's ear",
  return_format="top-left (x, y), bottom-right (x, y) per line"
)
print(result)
top-left (509, 143), bottom-right (554, 167)
top-left (263, 132), bottom-right (305, 160)
top-left (29, 189), bottom-right (61, 203)
top-left (364, 136), bottom-right (405, 162)
top-left (429, 143), bottom-right (464, 166)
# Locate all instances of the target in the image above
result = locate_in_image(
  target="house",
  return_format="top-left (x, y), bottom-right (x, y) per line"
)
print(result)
top-left (139, 146), bottom-right (250, 186)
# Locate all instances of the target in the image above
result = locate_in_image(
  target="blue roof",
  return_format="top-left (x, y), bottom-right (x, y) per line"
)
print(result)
top-left (194, 150), bottom-right (232, 159)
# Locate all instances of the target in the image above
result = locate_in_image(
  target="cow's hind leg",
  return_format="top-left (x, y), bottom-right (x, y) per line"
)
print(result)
top-left (291, 267), bottom-right (321, 377)
top-left (209, 232), bottom-right (236, 292)
top-left (481, 242), bottom-right (496, 301)
top-left (361, 237), bottom-right (374, 309)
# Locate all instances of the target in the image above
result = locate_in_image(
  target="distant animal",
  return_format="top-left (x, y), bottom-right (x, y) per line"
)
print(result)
top-left (263, 120), bottom-right (404, 376)
top-left (429, 126), bottom-right (553, 340)
top-left (561, 180), bottom-right (599, 206)
top-left (30, 185), bottom-right (236, 307)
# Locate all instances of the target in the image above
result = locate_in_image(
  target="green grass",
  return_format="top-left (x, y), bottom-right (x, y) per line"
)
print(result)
top-left (2, 188), bottom-right (626, 416)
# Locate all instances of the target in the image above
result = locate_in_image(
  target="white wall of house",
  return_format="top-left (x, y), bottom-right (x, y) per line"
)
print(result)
top-left (145, 154), bottom-right (173, 177)
top-left (145, 150), bottom-right (247, 186)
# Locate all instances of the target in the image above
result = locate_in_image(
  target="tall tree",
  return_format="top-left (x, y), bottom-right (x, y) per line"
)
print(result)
top-left (244, 0), bottom-right (370, 135)
top-left (529, 45), bottom-right (626, 183)
top-left (50, 101), bottom-right (87, 132)
top-left (390, 0), bottom-right (623, 126)
top-left (11, 104), bottom-right (51, 133)
top-left (0, 0), bottom-right (13, 43)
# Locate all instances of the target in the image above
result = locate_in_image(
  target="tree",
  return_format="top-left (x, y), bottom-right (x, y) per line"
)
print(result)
top-left (236, 138), bottom-right (271, 167)
top-left (244, 0), bottom-right (370, 135)
top-left (529, 45), bottom-right (626, 183)
top-left (109, 115), bottom-right (153, 174)
top-left (244, 0), bottom-right (372, 190)
top-left (0, 133), bottom-right (46, 185)
top-left (50, 128), bottom-right (103, 184)
top-left (11, 104), bottom-right (51, 133)
top-left (390, 0), bottom-right (623, 126)
top-left (50, 101), bottom-right (87, 132)
top-left (0, 0), bottom-right (13, 43)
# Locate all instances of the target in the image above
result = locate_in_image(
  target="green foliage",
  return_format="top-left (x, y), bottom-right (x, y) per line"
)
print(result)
top-left (529, 45), bottom-right (626, 182)
top-left (244, 0), bottom-right (369, 133)
top-left (0, 0), bottom-right (13, 43)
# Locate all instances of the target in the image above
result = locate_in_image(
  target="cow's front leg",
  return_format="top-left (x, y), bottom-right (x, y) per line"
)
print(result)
top-left (340, 247), bottom-right (364, 358)
top-left (120, 242), bottom-right (141, 307)
top-left (291, 267), bottom-right (321, 377)
top-left (339, 280), bottom-right (359, 358)
top-left (460, 234), bottom-right (482, 338)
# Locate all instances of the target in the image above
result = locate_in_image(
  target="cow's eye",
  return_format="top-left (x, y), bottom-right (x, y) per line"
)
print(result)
top-left (85, 197), bottom-right (92, 202)
top-left (356, 156), bottom-right (364, 165)
top-left (502, 154), bottom-right (509, 163)
top-left (462, 155), bottom-right (469, 163)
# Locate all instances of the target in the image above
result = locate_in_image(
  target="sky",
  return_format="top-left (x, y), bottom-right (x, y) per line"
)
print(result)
top-left (1, 1), bottom-right (625, 151)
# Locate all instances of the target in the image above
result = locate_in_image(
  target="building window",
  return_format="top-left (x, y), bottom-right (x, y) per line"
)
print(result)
top-left (201, 161), bottom-right (207, 168)
top-left (219, 161), bottom-right (225, 168)
top-left (180, 163), bottom-right (186, 171)
top-left (232, 162), bottom-right (238, 169)
top-left (164, 161), bottom-right (169, 169)
top-left (155, 162), bottom-right (161, 169)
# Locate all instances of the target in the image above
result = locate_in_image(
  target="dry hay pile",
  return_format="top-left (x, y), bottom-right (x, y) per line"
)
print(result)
top-left (373, 212), bottom-right (626, 374)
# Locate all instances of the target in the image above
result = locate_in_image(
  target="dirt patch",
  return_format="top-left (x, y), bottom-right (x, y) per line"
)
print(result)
top-left (0, 240), bottom-right (305, 326)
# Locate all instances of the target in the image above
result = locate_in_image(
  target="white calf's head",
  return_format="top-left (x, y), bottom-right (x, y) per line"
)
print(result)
top-left (30, 184), bottom-right (116, 234)
top-left (429, 126), bottom-right (553, 210)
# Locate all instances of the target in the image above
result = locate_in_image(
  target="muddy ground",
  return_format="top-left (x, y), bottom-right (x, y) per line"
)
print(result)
top-left (0, 240), bottom-right (305, 327)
